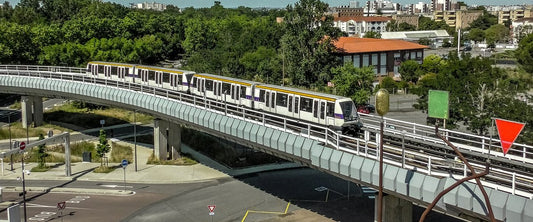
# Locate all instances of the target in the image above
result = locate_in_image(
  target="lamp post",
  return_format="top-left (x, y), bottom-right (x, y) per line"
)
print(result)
top-left (134, 110), bottom-right (137, 172)
top-left (8, 114), bottom-right (13, 171)
top-left (375, 89), bottom-right (389, 222)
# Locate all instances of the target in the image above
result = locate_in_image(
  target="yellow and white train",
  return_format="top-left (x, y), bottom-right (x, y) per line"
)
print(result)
top-left (87, 61), bottom-right (363, 135)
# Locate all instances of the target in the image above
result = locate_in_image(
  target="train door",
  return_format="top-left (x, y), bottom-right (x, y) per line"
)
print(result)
top-left (288, 95), bottom-right (294, 118)
top-left (104, 66), bottom-right (112, 78)
top-left (90, 64), bottom-right (98, 76)
top-left (231, 85), bottom-right (240, 105)
top-left (294, 96), bottom-right (300, 119)
top-left (118, 67), bottom-right (126, 80)
top-left (319, 101), bottom-right (326, 125)
top-left (326, 102), bottom-right (335, 126)
top-left (141, 69), bottom-right (149, 84)
top-left (170, 74), bottom-right (177, 90)
top-left (155, 71), bottom-right (163, 87)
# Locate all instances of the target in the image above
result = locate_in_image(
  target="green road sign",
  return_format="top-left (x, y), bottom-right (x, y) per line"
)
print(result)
top-left (428, 90), bottom-right (449, 119)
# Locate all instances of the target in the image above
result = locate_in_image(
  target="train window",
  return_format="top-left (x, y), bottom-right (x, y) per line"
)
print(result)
top-left (178, 74), bottom-right (183, 85)
top-left (240, 86), bottom-right (246, 98)
top-left (98, 65), bottom-right (104, 74)
top-left (192, 78), bottom-right (197, 87)
top-left (294, 97), bottom-right (299, 114)
top-left (163, 73), bottom-right (170, 83)
top-left (326, 102), bottom-right (334, 117)
top-left (111, 67), bottom-right (118, 75)
top-left (300, 98), bottom-right (312, 112)
top-left (222, 83), bottom-right (231, 95)
top-left (313, 101), bottom-right (318, 118)
top-left (148, 71), bottom-right (156, 81)
top-left (265, 92), bottom-right (270, 106)
top-left (276, 93), bottom-right (287, 107)
top-left (205, 80), bottom-right (213, 91)
top-left (259, 90), bottom-right (265, 102)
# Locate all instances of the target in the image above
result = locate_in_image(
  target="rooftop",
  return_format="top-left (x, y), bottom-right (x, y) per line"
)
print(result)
top-left (334, 37), bottom-right (428, 54)
top-left (334, 16), bottom-right (391, 22)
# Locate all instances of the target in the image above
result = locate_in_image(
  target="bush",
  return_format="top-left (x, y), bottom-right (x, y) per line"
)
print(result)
top-left (146, 153), bottom-right (197, 165)
top-left (93, 165), bottom-right (117, 173)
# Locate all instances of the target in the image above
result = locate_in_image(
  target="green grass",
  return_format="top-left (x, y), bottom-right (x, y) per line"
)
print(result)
top-left (93, 165), bottom-right (119, 173)
top-left (30, 166), bottom-right (50, 172)
top-left (110, 142), bottom-right (133, 163)
top-left (146, 153), bottom-right (197, 165)
top-left (44, 102), bottom-right (153, 129)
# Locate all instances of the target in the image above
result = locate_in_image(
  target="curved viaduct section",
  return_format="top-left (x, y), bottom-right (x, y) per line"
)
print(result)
top-left (1, 71), bottom-right (532, 222)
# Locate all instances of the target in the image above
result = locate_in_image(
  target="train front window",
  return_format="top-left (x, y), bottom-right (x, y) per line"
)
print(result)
top-left (340, 101), bottom-right (358, 121)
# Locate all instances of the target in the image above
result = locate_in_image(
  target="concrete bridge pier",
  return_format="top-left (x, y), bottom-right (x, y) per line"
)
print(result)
top-left (375, 194), bottom-right (413, 222)
top-left (21, 96), bottom-right (43, 128)
top-left (154, 119), bottom-right (182, 160)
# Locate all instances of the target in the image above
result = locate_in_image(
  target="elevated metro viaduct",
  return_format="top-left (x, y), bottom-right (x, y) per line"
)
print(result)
top-left (1, 70), bottom-right (532, 222)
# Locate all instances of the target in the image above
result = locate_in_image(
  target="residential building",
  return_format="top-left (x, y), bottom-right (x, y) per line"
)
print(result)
top-left (330, 6), bottom-right (364, 17)
top-left (381, 30), bottom-right (452, 48)
top-left (511, 17), bottom-right (533, 44)
top-left (391, 14), bottom-right (419, 29)
top-left (334, 16), bottom-right (390, 37)
top-left (334, 37), bottom-right (428, 79)
top-left (131, 2), bottom-right (167, 11)
top-left (431, 0), bottom-right (458, 12)
top-left (433, 9), bottom-right (482, 30)
top-left (363, 0), bottom-right (401, 16)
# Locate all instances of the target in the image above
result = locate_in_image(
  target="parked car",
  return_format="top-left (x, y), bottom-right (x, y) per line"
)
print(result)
top-left (357, 104), bottom-right (375, 114)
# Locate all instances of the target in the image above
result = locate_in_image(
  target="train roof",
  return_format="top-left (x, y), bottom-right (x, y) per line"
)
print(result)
top-left (88, 61), bottom-right (135, 68)
top-left (135, 64), bottom-right (195, 74)
top-left (194, 73), bottom-right (257, 87)
top-left (88, 61), bottom-right (195, 74)
top-left (256, 84), bottom-right (349, 102)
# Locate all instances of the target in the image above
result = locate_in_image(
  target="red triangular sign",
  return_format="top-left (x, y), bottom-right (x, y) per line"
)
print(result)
top-left (208, 205), bottom-right (216, 213)
top-left (495, 118), bottom-right (525, 156)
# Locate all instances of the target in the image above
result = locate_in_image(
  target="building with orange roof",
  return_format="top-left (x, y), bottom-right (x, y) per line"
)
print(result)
top-left (334, 37), bottom-right (429, 79)
top-left (333, 16), bottom-right (391, 37)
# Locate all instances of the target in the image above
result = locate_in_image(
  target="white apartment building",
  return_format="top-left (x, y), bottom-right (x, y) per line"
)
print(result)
top-left (512, 18), bottom-right (533, 44)
top-left (131, 2), bottom-right (167, 11)
top-left (334, 16), bottom-right (391, 37)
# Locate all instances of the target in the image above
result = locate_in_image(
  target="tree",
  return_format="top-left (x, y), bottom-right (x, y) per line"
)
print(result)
top-left (363, 31), bottom-right (381, 39)
top-left (418, 37), bottom-right (431, 46)
top-left (36, 134), bottom-right (49, 168)
top-left (330, 63), bottom-right (374, 104)
top-left (467, 28), bottom-right (485, 43)
top-left (485, 24), bottom-right (509, 45)
top-left (280, 0), bottom-right (343, 87)
top-left (469, 10), bottom-right (497, 30)
top-left (399, 60), bottom-right (423, 83)
top-left (515, 33), bottom-right (533, 74)
top-left (96, 129), bottom-right (110, 166)
top-left (378, 76), bottom-right (397, 94)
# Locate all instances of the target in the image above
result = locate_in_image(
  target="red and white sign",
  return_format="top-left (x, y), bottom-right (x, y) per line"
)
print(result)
top-left (57, 201), bottom-right (66, 210)
top-left (495, 118), bottom-right (525, 156)
top-left (19, 141), bottom-right (26, 150)
top-left (207, 205), bottom-right (217, 213)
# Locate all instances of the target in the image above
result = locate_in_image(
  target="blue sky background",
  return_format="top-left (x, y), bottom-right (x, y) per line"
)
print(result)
top-left (1, 0), bottom-right (530, 8)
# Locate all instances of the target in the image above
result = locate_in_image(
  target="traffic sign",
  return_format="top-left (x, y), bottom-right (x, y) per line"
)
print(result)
top-left (495, 118), bottom-right (525, 156)
top-left (57, 201), bottom-right (66, 210)
top-left (208, 205), bottom-right (216, 215)
top-left (19, 142), bottom-right (26, 151)
top-left (121, 159), bottom-right (128, 168)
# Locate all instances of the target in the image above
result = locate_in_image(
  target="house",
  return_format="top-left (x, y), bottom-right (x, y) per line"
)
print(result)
top-left (334, 37), bottom-right (428, 80)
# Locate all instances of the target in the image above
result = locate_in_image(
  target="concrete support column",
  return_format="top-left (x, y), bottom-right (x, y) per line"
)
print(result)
top-left (375, 195), bottom-right (412, 222)
top-left (154, 119), bottom-right (169, 160)
top-left (168, 123), bottom-right (181, 160)
top-left (32, 96), bottom-right (43, 127)
top-left (21, 96), bottom-right (33, 129)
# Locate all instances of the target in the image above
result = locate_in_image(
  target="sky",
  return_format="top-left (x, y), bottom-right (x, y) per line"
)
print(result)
top-left (1, 0), bottom-right (531, 8)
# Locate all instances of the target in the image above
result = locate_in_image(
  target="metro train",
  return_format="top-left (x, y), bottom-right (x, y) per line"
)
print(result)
top-left (86, 61), bottom-right (363, 135)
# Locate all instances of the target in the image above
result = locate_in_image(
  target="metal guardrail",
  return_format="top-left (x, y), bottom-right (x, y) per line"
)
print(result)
top-left (0, 65), bottom-right (532, 199)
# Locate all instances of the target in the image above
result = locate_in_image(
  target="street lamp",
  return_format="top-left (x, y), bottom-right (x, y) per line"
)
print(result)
top-left (375, 89), bottom-right (389, 222)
